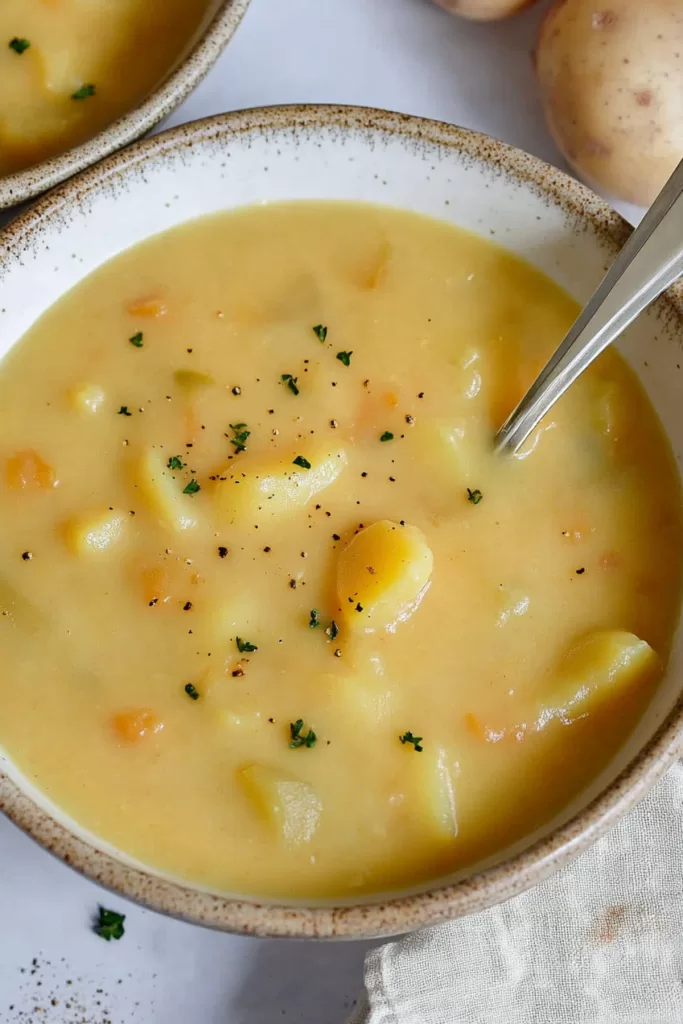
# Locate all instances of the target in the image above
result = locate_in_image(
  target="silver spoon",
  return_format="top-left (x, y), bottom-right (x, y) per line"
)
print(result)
top-left (495, 160), bottom-right (683, 455)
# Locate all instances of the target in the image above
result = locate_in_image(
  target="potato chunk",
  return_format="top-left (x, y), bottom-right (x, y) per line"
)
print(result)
top-left (64, 509), bottom-right (127, 556)
top-left (215, 449), bottom-right (347, 525)
top-left (410, 745), bottom-right (458, 839)
top-left (69, 382), bottom-right (105, 415)
top-left (135, 449), bottom-right (198, 532)
top-left (239, 764), bottom-right (322, 845)
top-left (337, 520), bottom-right (433, 631)
top-left (537, 630), bottom-right (660, 728)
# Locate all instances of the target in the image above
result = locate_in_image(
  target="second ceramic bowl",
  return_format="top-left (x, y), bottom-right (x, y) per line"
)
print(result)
top-left (0, 0), bottom-right (251, 210)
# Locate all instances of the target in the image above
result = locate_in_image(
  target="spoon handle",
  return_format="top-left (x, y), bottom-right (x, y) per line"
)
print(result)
top-left (495, 160), bottom-right (683, 455)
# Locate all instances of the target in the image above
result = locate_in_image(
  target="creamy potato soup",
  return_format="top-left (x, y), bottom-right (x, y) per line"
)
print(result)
top-left (0, 0), bottom-right (214, 176)
top-left (0, 202), bottom-right (680, 899)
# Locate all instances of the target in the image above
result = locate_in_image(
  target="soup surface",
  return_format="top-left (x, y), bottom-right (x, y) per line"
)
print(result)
top-left (0, 0), bottom-right (214, 177)
top-left (0, 202), bottom-right (680, 900)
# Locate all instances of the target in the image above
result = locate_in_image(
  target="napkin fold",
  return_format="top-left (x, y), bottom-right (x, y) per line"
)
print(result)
top-left (349, 762), bottom-right (683, 1024)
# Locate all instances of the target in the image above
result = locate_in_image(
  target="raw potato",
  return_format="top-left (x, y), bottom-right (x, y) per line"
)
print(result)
top-left (536, 630), bottom-right (660, 727)
top-left (433, 0), bottom-right (538, 19)
top-left (536, 0), bottom-right (683, 206)
top-left (239, 764), bottom-right (322, 845)
top-left (214, 449), bottom-right (347, 526)
top-left (337, 520), bottom-right (433, 631)
top-left (64, 508), bottom-right (127, 556)
top-left (135, 448), bottom-right (198, 532)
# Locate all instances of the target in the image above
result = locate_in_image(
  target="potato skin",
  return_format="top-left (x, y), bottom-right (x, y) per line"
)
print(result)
top-left (434, 0), bottom-right (537, 18)
top-left (536, 0), bottom-right (683, 206)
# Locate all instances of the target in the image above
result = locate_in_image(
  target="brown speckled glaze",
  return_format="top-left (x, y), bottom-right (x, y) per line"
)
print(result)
top-left (1, 106), bottom-right (682, 939)
top-left (0, 0), bottom-right (251, 210)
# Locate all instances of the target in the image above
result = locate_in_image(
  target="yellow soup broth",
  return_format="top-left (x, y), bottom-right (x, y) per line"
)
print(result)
top-left (0, 202), bottom-right (679, 899)
top-left (0, 0), bottom-right (214, 176)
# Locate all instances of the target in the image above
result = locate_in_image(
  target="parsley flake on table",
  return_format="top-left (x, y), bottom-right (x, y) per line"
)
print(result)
top-left (399, 731), bottom-right (423, 752)
top-left (281, 373), bottom-right (299, 396)
top-left (309, 609), bottom-right (320, 628)
top-left (236, 636), bottom-right (258, 653)
top-left (467, 488), bottom-right (483, 505)
top-left (94, 907), bottom-right (125, 941)
top-left (167, 455), bottom-right (184, 470)
top-left (183, 479), bottom-right (200, 495)
top-left (336, 351), bottom-right (352, 366)
top-left (72, 83), bottom-right (96, 100)
top-left (379, 431), bottom-right (394, 442)
top-left (184, 683), bottom-right (200, 700)
top-left (312, 324), bottom-right (328, 342)
top-left (293, 455), bottom-right (311, 470)
top-left (118, 405), bottom-right (132, 416)
top-left (128, 331), bottom-right (143, 348)
top-left (290, 718), bottom-right (317, 749)
top-left (229, 422), bottom-right (250, 453)
top-left (9, 37), bottom-right (30, 54)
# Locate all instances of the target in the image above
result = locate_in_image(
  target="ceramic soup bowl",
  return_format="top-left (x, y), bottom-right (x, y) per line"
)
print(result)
top-left (0, 106), bottom-right (681, 939)
top-left (0, 0), bottom-right (251, 210)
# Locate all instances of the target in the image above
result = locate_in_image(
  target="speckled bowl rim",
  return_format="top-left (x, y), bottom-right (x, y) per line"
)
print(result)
top-left (0, 0), bottom-right (251, 210)
top-left (1, 104), bottom-right (683, 940)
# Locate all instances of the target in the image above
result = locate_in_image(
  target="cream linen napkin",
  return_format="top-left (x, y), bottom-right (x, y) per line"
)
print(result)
top-left (349, 762), bottom-right (683, 1024)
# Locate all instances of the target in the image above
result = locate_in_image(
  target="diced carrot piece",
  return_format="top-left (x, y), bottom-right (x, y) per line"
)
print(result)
top-left (127, 296), bottom-right (167, 319)
top-left (142, 567), bottom-right (172, 606)
top-left (111, 709), bottom-right (163, 744)
top-left (464, 712), bottom-right (486, 740)
top-left (5, 450), bottom-right (58, 490)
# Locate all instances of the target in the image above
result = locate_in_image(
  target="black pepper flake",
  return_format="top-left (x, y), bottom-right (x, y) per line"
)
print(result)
top-left (355, 602), bottom-right (364, 612)
top-left (232, 386), bottom-right (241, 395)
top-left (334, 649), bottom-right (342, 658)
top-left (361, 471), bottom-right (368, 478)
top-left (576, 567), bottom-right (586, 575)
top-left (263, 546), bottom-right (271, 553)
top-left (148, 599), bottom-right (158, 607)
top-left (232, 666), bottom-right (245, 678)
top-left (218, 546), bottom-right (228, 558)
top-left (21, 551), bottom-right (32, 561)
top-left (405, 414), bottom-right (415, 424)
top-left (418, 392), bottom-right (425, 398)
top-left (332, 533), bottom-right (341, 541)
top-left (289, 579), bottom-right (297, 589)
top-left (183, 601), bottom-right (193, 611)
top-left (184, 683), bottom-right (200, 700)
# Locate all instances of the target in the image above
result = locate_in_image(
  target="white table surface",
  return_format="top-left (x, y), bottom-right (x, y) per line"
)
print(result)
top-left (0, 1), bottom-right (639, 1021)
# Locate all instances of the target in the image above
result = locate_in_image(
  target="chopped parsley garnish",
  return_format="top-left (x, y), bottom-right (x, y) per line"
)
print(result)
top-left (399, 731), bottom-right (423, 752)
top-left (184, 682), bottom-right (200, 700)
top-left (129, 331), bottom-right (143, 348)
top-left (167, 455), bottom-right (184, 470)
top-left (309, 609), bottom-right (320, 628)
top-left (183, 479), bottom-right (200, 495)
top-left (336, 351), bottom-right (352, 366)
top-left (325, 620), bottom-right (339, 641)
top-left (118, 405), bottom-right (132, 416)
top-left (71, 83), bottom-right (96, 100)
top-left (379, 431), bottom-right (394, 442)
top-left (467, 488), bottom-right (483, 505)
top-left (293, 455), bottom-right (311, 470)
top-left (229, 422), bottom-right (250, 453)
top-left (236, 636), bottom-right (257, 653)
top-left (9, 37), bottom-right (30, 54)
top-left (281, 373), bottom-right (299, 396)
top-left (312, 324), bottom-right (328, 343)
top-left (94, 907), bottom-right (125, 941)
top-left (290, 718), bottom-right (317, 749)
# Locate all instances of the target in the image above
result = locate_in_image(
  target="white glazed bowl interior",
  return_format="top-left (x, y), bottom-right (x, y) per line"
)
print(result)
top-left (0, 106), bottom-right (681, 937)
